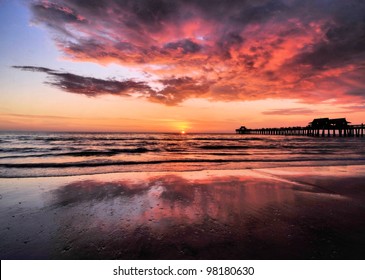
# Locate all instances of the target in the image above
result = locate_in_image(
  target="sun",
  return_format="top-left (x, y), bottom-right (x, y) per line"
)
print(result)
top-left (174, 121), bottom-right (189, 134)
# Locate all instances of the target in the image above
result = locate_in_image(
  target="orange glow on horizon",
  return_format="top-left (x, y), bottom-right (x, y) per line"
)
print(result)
top-left (1, 95), bottom-right (365, 133)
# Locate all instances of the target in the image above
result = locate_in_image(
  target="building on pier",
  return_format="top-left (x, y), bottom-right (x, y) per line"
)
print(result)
top-left (235, 126), bottom-right (248, 134)
top-left (329, 118), bottom-right (350, 128)
top-left (309, 118), bottom-right (330, 128)
top-left (308, 118), bottom-right (350, 129)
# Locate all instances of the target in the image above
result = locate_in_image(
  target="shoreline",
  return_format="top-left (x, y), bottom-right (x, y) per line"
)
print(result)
top-left (2, 160), bottom-right (365, 179)
top-left (1, 165), bottom-right (365, 259)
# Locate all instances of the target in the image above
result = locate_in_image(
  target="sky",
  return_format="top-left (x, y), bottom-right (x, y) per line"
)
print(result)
top-left (0, 0), bottom-right (365, 133)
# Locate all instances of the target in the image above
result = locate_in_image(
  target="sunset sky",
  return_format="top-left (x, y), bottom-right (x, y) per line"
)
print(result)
top-left (1, 0), bottom-right (365, 132)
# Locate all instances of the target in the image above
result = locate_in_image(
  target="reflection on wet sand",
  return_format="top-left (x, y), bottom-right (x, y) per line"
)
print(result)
top-left (1, 168), bottom-right (365, 259)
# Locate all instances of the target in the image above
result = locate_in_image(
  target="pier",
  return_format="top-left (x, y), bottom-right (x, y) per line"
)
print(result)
top-left (236, 118), bottom-right (364, 137)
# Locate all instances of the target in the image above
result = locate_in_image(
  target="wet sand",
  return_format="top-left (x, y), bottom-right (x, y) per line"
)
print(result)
top-left (0, 166), bottom-right (365, 259)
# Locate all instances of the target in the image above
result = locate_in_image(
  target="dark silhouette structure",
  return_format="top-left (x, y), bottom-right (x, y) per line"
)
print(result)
top-left (309, 118), bottom-right (331, 128)
top-left (329, 118), bottom-right (351, 128)
top-left (309, 118), bottom-right (350, 129)
top-left (236, 118), bottom-right (364, 137)
top-left (236, 126), bottom-right (248, 133)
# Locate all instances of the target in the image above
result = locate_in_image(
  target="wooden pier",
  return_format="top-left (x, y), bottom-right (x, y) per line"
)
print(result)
top-left (236, 118), bottom-right (364, 137)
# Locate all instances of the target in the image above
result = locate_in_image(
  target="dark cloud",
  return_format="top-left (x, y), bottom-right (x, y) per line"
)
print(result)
top-left (12, 66), bottom-right (54, 73)
top-left (217, 32), bottom-right (244, 59)
top-left (13, 66), bottom-right (151, 97)
top-left (294, 24), bottom-right (365, 69)
top-left (30, 2), bottom-right (87, 38)
top-left (13, 66), bottom-right (210, 105)
top-left (231, 0), bottom-right (288, 24)
top-left (160, 76), bottom-right (199, 87)
top-left (187, 0), bottom-right (287, 23)
top-left (347, 89), bottom-right (365, 97)
top-left (164, 39), bottom-right (202, 54)
top-left (128, 0), bottom-right (180, 32)
top-left (31, 2), bottom-right (85, 23)
top-left (48, 73), bottom-right (150, 96)
top-left (290, 1), bottom-right (365, 69)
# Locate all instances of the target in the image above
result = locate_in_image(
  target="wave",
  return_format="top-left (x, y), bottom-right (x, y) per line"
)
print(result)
top-left (2, 157), bottom-right (365, 169)
top-left (62, 147), bottom-right (152, 157)
top-left (199, 145), bottom-right (250, 150)
top-left (40, 137), bottom-right (140, 142)
top-left (193, 137), bottom-right (263, 141)
top-left (0, 147), bottom-right (40, 153)
top-left (198, 145), bottom-right (277, 150)
top-left (35, 137), bottom-right (79, 142)
top-left (8, 135), bottom-right (161, 142)
top-left (0, 147), bottom-right (153, 159)
top-left (2, 133), bottom-right (365, 179)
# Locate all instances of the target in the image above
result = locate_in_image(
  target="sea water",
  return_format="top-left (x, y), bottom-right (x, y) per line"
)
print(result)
top-left (0, 132), bottom-right (365, 177)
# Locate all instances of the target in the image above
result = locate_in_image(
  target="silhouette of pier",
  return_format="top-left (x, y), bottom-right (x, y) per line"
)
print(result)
top-left (236, 118), bottom-right (364, 137)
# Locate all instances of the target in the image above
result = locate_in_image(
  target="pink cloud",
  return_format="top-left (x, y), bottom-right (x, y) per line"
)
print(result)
top-left (20, 0), bottom-right (365, 106)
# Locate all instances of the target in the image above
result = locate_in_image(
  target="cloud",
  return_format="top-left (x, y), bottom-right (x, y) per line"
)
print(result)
top-left (262, 108), bottom-right (316, 115)
top-left (164, 39), bottom-right (202, 54)
top-left (149, 77), bottom-right (210, 105)
top-left (13, 66), bottom-right (208, 105)
top-left (291, 2), bottom-right (365, 70)
top-left (13, 66), bottom-right (151, 97)
top-left (340, 104), bottom-right (365, 113)
top-left (0, 112), bottom-right (78, 120)
top-left (20, 0), bottom-right (365, 105)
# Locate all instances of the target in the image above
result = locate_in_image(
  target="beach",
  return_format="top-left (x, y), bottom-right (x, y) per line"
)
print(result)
top-left (1, 165), bottom-right (365, 259)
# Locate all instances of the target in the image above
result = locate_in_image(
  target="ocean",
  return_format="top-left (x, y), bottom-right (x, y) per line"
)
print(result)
top-left (0, 132), bottom-right (365, 178)
top-left (1, 131), bottom-right (365, 259)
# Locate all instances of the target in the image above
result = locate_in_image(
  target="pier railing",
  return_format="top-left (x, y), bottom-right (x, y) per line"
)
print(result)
top-left (236, 124), bottom-right (364, 137)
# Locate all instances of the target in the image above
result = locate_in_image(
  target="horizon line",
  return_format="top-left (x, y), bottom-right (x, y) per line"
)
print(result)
top-left (0, 129), bottom-right (234, 134)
